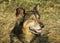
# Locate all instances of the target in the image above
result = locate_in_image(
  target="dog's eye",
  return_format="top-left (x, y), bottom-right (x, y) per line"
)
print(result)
top-left (31, 18), bottom-right (34, 20)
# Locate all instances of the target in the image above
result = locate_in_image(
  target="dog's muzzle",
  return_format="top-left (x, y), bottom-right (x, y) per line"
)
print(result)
top-left (29, 26), bottom-right (43, 34)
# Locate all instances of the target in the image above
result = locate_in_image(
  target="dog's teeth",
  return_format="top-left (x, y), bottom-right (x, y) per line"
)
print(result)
top-left (37, 30), bottom-right (42, 32)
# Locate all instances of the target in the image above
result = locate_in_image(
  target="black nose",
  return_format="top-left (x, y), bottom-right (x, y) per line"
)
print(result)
top-left (40, 24), bottom-right (44, 28)
top-left (40, 22), bottom-right (44, 28)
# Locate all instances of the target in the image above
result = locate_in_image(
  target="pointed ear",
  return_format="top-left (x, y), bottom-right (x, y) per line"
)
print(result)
top-left (16, 7), bottom-right (25, 17)
top-left (33, 4), bottom-right (40, 19)
top-left (33, 4), bottom-right (40, 12)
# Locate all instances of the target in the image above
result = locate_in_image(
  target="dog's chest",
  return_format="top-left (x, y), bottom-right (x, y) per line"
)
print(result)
top-left (24, 34), bottom-right (35, 43)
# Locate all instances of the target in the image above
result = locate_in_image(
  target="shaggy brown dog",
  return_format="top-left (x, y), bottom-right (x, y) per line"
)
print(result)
top-left (10, 4), bottom-right (44, 43)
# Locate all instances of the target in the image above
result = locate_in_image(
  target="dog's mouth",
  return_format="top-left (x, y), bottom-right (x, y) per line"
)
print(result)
top-left (29, 27), bottom-right (42, 34)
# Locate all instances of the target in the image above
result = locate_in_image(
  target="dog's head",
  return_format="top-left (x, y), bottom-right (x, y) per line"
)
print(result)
top-left (16, 4), bottom-right (44, 35)
top-left (22, 12), bottom-right (44, 35)
top-left (21, 4), bottom-right (44, 35)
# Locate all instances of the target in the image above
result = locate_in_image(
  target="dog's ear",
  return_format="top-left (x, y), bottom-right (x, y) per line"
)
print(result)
top-left (33, 4), bottom-right (40, 12)
top-left (33, 4), bottom-right (40, 18)
top-left (16, 7), bottom-right (25, 18)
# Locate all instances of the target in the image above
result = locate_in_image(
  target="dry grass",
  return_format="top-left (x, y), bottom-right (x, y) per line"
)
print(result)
top-left (0, 0), bottom-right (60, 43)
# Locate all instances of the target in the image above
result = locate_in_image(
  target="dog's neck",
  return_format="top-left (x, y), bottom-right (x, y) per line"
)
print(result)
top-left (24, 34), bottom-right (35, 43)
top-left (19, 32), bottom-right (40, 43)
top-left (22, 29), bottom-right (35, 43)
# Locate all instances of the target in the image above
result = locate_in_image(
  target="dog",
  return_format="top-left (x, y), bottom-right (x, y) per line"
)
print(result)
top-left (10, 4), bottom-right (44, 43)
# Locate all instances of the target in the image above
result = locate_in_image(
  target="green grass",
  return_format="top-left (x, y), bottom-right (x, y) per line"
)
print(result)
top-left (0, 0), bottom-right (60, 43)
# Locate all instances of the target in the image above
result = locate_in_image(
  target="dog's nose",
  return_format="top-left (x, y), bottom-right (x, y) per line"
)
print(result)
top-left (39, 22), bottom-right (44, 28)
top-left (40, 24), bottom-right (44, 28)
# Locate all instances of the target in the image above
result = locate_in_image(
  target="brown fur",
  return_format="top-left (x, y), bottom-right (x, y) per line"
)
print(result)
top-left (10, 4), bottom-right (44, 43)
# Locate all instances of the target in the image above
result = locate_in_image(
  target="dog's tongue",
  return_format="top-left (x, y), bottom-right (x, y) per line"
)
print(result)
top-left (36, 29), bottom-right (42, 33)
top-left (29, 27), bottom-right (42, 34)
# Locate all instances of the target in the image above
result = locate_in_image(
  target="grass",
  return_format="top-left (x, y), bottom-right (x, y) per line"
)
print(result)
top-left (0, 0), bottom-right (60, 43)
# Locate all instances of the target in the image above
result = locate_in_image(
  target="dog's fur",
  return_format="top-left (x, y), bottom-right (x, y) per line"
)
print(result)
top-left (10, 4), bottom-right (44, 43)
